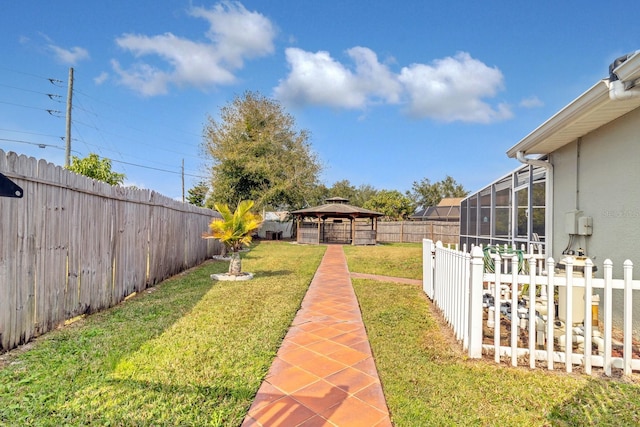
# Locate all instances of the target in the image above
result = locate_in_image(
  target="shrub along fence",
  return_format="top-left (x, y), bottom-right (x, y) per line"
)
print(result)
top-left (0, 150), bottom-right (221, 352)
top-left (377, 221), bottom-right (459, 245)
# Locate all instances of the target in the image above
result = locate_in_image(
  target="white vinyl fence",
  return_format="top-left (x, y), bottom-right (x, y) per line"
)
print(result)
top-left (1, 150), bottom-right (222, 352)
top-left (423, 239), bottom-right (640, 377)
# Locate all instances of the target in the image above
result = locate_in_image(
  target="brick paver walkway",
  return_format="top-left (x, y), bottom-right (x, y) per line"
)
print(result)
top-left (242, 245), bottom-right (393, 426)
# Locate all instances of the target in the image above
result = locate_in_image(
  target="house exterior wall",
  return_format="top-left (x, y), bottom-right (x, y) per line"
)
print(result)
top-left (551, 107), bottom-right (640, 279)
top-left (551, 106), bottom-right (640, 336)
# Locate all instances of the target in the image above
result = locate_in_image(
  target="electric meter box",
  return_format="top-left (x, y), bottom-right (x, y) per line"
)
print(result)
top-left (565, 210), bottom-right (582, 234)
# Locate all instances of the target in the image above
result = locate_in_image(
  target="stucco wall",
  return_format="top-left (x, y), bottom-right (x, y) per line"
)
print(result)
top-left (551, 106), bottom-right (640, 336)
top-left (551, 106), bottom-right (640, 279)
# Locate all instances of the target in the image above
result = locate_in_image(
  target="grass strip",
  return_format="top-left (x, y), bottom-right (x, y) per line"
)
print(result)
top-left (352, 278), bottom-right (640, 426)
top-left (343, 243), bottom-right (423, 280)
top-left (0, 241), bottom-right (325, 426)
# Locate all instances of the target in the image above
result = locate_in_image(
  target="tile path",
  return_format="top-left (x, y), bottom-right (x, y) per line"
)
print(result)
top-left (242, 245), bottom-right (393, 427)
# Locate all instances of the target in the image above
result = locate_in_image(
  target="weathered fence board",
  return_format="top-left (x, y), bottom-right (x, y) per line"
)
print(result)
top-left (0, 150), bottom-right (222, 352)
top-left (377, 221), bottom-right (459, 244)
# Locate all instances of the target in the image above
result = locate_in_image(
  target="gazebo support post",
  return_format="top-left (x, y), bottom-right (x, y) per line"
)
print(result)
top-left (296, 216), bottom-right (301, 243)
top-left (374, 218), bottom-right (378, 244)
top-left (350, 217), bottom-right (355, 245)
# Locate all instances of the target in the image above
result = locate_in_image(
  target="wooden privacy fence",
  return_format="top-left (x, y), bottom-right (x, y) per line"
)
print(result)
top-left (423, 239), bottom-right (640, 378)
top-left (0, 150), bottom-right (222, 352)
top-left (377, 221), bottom-right (458, 244)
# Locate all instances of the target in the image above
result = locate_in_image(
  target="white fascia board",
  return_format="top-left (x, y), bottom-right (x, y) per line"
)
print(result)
top-left (507, 52), bottom-right (640, 158)
top-left (506, 80), bottom-right (609, 158)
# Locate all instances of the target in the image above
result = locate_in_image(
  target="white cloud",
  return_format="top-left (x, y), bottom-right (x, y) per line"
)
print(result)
top-left (48, 44), bottom-right (90, 65)
top-left (519, 96), bottom-right (543, 108)
top-left (189, 2), bottom-right (276, 67)
top-left (276, 49), bottom-right (511, 123)
top-left (274, 47), bottom-right (401, 109)
top-left (94, 72), bottom-right (109, 85)
top-left (274, 48), bottom-right (364, 108)
top-left (112, 1), bottom-right (276, 96)
top-left (398, 52), bottom-right (511, 123)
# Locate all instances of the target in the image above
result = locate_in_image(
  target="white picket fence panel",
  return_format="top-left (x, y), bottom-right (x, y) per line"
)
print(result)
top-left (422, 239), bottom-right (640, 377)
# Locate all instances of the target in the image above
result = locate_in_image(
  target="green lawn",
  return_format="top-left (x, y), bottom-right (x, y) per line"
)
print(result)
top-left (0, 242), bottom-right (325, 426)
top-left (346, 247), bottom-right (640, 426)
top-left (343, 242), bottom-right (423, 280)
top-left (2, 241), bottom-right (638, 426)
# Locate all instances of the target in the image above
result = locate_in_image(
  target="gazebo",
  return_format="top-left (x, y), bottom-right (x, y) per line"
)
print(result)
top-left (290, 197), bottom-right (383, 245)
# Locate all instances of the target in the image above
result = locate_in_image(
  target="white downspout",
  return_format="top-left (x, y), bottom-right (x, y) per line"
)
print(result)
top-left (516, 152), bottom-right (553, 258)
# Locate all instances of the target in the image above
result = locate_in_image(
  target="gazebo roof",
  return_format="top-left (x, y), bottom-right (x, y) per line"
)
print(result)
top-left (291, 201), bottom-right (383, 219)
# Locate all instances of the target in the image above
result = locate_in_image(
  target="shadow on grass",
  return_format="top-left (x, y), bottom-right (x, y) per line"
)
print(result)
top-left (547, 377), bottom-right (640, 426)
top-left (250, 269), bottom-right (293, 278)
top-left (57, 377), bottom-right (255, 426)
top-left (1, 243), bottom-right (328, 426)
top-left (0, 261), bottom-right (228, 424)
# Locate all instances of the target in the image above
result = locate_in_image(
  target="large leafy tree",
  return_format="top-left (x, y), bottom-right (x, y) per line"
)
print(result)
top-left (66, 153), bottom-right (125, 186)
top-left (203, 91), bottom-right (322, 210)
top-left (305, 183), bottom-right (330, 207)
top-left (202, 200), bottom-right (263, 276)
top-left (328, 180), bottom-right (357, 201)
top-left (351, 184), bottom-right (378, 207)
top-left (363, 189), bottom-right (415, 221)
top-left (409, 175), bottom-right (468, 209)
top-left (325, 180), bottom-right (378, 207)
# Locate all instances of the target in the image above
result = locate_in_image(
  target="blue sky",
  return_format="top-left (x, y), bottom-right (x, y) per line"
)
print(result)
top-left (2, 1), bottom-right (639, 201)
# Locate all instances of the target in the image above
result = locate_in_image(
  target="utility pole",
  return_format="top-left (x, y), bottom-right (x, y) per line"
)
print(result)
top-left (181, 158), bottom-right (185, 203)
top-left (65, 67), bottom-right (74, 167)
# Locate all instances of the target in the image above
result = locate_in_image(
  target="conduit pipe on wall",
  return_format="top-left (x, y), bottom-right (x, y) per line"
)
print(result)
top-left (516, 152), bottom-right (553, 258)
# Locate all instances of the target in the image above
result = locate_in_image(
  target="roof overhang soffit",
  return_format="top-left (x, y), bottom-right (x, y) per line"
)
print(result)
top-left (507, 52), bottom-right (640, 157)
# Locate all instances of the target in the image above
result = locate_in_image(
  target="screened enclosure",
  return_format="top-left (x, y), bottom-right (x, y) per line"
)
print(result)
top-left (460, 161), bottom-right (547, 252)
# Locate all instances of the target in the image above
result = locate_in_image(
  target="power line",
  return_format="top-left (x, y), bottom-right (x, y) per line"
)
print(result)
top-left (108, 157), bottom-right (208, 179)
top-left (0, 82), bottom-right (60, 98)
top-left (74, 88), bottom-right (202, 143)
top-left (0, 137), bottom-right (69, 151)
top-left (2, 67), bottom-right (209, 184)
top-left (0, 128), bottom-right (61, 139)
top-left (0, 100), bottom-right (54, 112)
top-left (0, 66), bottom-right (62, 82)
top-left (1, 135), bottom-right (206, 179)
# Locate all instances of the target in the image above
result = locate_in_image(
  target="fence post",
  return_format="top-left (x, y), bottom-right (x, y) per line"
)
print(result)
top-left (623, 260), bottom-right (633, 376)
top-left (510, 254), bottom-right (519, 367)
top-left (564, 258), bottom-right (574, 373)
top-left (528, 256), bottom-right (537, 370)
top-left (468, 245), bottom-right (484, 358)
top-left (546, 257), bottom-right (555, 370)
top-left (422, 239), bottom-right (434, 299)
top-left (584, 259), bottom-right (593, 375)
top-left (603, 259), bottom-right (613, 376)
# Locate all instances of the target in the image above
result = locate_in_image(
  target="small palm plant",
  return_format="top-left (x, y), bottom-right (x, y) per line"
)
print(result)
top-left (203, 200), bottom-right (263, 276)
